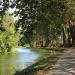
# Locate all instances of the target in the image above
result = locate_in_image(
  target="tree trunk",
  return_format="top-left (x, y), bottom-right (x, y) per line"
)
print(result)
top-left (67, 25), bottom-right (75, 47)
top-left (63, 29), bottom-right (66, 46)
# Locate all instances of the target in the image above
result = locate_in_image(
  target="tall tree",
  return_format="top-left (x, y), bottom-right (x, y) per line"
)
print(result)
top-left (15, 0), bottom-right (67, 47)
top-left (0, 11), bottom-right (20, 53)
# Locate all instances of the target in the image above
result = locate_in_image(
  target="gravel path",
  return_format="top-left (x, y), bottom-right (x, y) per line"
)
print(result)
top-left (46, 48), bottom-right (75, 75)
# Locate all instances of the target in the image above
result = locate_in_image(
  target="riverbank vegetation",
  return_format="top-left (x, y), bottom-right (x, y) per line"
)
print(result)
top-left (0, 12), bottom-right (20, 54)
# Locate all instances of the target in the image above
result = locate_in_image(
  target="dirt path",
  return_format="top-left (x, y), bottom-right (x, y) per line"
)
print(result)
top-left (46, 48), bottom-right (75, 75)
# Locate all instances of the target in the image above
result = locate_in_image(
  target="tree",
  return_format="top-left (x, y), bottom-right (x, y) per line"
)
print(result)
top-left (3, 0), bottom-right (74, 48)
top-left (0, 11), bottom-right (20, 54)
top-left (61, 0), bottom-right (75, 47)
top-left (15, 0), bottom-right (67, 47)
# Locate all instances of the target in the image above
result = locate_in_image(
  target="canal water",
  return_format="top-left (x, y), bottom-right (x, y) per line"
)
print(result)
top-left (0, 48), bottom-right (39, 75)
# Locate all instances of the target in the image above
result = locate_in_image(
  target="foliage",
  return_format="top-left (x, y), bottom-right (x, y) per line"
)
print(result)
top-left (14, 0), bottom-right (67, 47)
top-left (0, 12), bottom-right (20, 53)
top-left (2, 0), bottom-right (75, 47)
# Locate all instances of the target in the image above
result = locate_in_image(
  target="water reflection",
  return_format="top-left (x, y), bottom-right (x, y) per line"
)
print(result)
top-left (0, 48), bottom-right (38, 75)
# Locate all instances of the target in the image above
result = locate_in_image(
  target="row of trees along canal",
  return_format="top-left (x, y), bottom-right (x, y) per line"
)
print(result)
top-left (0, 0), bottom-right (75, 54)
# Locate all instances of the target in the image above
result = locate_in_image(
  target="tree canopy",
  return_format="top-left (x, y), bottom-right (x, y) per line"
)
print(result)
top-left (1, 0), bottom-right (75, 48)
top-left (0, 11), bottom-right (20, 53)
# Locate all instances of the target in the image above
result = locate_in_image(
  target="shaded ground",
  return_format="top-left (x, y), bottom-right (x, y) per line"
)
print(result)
top-left (46, 48), bottom-right (75, 75)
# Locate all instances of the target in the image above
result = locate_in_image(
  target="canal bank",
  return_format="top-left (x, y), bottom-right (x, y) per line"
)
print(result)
top-left (0, 48), bottom-right (39, 75)
top-left (14, 48), bottom-right (65, 75)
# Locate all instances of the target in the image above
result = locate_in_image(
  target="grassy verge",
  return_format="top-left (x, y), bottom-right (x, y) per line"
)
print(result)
top-left (15, 48), bottom-right (65, 75)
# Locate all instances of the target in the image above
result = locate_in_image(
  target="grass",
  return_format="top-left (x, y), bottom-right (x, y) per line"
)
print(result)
top-left (14, 48), bottom-right (65, 75)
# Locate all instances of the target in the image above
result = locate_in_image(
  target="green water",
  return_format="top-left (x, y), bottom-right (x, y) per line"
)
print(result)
top-left (0, 48), bottom-right (38, 75)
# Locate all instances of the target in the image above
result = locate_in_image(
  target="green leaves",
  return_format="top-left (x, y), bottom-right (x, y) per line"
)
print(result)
top-left (15, 0), bottom-right (66, 47)
top-left (9, 0), bottom-right (75, 47)
top-left (0, 12), bottom-right (20, 54)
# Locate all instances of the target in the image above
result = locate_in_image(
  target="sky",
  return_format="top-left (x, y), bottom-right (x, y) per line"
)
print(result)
top-left (0, 0), bottom-right (15, 12)
top-left (8, 8), bottom-right (19, 20)
top-left (0, 0), bottom-right (18, 20)
top-left (8, 7), bottom-right (16, 13)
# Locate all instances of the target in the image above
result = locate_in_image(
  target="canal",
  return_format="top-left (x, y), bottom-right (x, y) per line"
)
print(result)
top-left (0, 48), bottom-right (39, 75)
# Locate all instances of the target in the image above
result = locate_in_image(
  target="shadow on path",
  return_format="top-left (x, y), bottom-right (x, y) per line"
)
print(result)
top-left (46, 48), bottom-right (75, 75)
